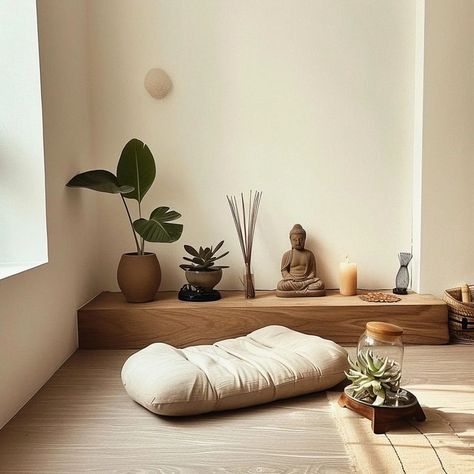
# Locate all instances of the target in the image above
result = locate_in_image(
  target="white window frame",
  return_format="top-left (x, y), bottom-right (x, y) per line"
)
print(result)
top-left (0, 0), bottom-right (48, 279)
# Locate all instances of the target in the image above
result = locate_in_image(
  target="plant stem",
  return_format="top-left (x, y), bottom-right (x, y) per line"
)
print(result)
top-left (121, 195), bottom-right (140, 254)
top-left (138, 200), bottom-right (145, 255)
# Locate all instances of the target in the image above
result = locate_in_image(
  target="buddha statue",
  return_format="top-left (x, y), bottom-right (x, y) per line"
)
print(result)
top-left (276, 224), bottom-right (326, 297)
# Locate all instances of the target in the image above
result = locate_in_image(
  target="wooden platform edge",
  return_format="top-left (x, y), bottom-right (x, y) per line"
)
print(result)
top-left (78, 290), bottom-right (449, 349)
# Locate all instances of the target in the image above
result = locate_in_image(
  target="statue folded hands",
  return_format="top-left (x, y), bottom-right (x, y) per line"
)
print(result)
top-left (276, 224), bottom-right (326, 297)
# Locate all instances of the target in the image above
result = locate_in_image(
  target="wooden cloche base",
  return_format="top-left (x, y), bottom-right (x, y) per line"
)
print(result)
top-left (338, 390), bottom-right (426, 434)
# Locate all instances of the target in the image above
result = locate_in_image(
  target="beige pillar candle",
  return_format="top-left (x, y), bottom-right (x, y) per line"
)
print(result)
top-left (340, 256), bottom-right (357, 296)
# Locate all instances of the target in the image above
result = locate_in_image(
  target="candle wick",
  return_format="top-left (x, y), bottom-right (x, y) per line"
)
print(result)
top-left (345, 255), bottom-right (349, 263)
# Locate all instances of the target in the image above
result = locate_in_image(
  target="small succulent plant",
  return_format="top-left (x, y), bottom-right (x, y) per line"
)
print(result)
top-left (345, 350), bottom-right (401, 406)
top-left (180, 241), bottom-right (229, 272)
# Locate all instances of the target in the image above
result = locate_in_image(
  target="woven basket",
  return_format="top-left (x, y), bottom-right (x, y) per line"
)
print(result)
top-left (443, 286), bottom-right (474, 344)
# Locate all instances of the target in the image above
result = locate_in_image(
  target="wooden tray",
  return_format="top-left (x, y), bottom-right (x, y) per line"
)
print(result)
top-left (338, 389), bottom-right (426, 434)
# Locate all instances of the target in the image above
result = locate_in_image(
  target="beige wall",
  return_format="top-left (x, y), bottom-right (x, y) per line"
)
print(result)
top-left (0, 0), bottom-right (101, 428)
top-left (86, 0), bottom-right (415, 292)
top-left (416, 0), bottom-right (474, 295)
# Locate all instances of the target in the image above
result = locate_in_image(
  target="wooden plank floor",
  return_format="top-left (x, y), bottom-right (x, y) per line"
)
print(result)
top-left (0, 350), bottom-right (352, 473)
top-left (0, 346), bottom-right (472, 473)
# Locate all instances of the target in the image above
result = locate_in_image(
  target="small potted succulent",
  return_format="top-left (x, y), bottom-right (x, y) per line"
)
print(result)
top-left (179, 241), bottom-right (229, 291)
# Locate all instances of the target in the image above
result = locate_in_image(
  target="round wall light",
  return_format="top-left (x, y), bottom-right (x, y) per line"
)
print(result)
top-left (144, 68), bottom-right (172, 99)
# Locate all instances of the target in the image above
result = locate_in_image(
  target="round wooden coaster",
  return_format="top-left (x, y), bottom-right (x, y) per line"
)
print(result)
top-left (359, 292), bottom-right (401, 303)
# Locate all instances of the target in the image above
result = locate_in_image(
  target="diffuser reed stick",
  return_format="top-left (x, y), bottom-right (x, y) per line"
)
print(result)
top-left (226, 191), bottom-right (262, 298)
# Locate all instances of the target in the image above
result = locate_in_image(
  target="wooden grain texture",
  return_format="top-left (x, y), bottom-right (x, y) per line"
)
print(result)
top-left (0, 350), bottom-right (353, 473)
top-left (333, 346), bottom-right (474, 473)
top-left (0, 345), bottom-right (472, 473)
top-left (78, 290), bottom-right (449, 349)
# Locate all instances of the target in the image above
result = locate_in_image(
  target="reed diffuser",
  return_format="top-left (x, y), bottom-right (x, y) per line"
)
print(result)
top-left (226, 191), bottom-right (262, 298)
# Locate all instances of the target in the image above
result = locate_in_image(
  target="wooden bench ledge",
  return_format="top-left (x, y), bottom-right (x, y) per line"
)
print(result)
top-left (78, 290), bottom-right (449, 349)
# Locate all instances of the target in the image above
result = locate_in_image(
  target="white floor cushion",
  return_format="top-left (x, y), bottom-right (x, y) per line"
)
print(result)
top-left (121, 325), bottom-right (348, 416)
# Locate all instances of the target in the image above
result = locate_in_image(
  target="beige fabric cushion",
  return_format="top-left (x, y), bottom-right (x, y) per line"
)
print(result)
top-left (121, 325), bottom-right (348, 416)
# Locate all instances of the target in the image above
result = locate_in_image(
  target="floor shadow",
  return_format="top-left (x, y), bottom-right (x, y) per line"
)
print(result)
top-left (156, 390), bottom-right (333, 427)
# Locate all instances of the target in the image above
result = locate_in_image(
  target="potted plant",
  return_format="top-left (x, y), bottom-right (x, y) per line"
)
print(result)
top-left (66, 138), bottom-right (183, 303)
top-left (345, 350), bottom-right (402, 406)
top-left (178, 241), bottom-right (229, 300)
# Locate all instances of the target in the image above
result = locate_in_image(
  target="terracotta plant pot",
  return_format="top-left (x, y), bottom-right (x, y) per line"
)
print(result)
top-left (117, 252), bottom-right (161, 303)
top-left (185, 269), bottom-right (222, 290)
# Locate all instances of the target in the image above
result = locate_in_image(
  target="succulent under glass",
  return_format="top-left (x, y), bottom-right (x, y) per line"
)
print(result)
top-left (179, 241), bottom-right (229, 272)
top-left (345, 350), bottom-right (402, 406)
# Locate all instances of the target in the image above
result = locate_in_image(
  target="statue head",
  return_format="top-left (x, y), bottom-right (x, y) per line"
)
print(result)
top-left (289, 224), bottom-right (306, 250)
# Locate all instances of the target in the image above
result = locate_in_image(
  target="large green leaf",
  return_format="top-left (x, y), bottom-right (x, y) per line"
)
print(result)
top-left (117, 138), bottom-right (156, 202)
top-left (133, 206), bottom-right (183, 243)
top-left (66, 170), bottom-right (134, 194)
